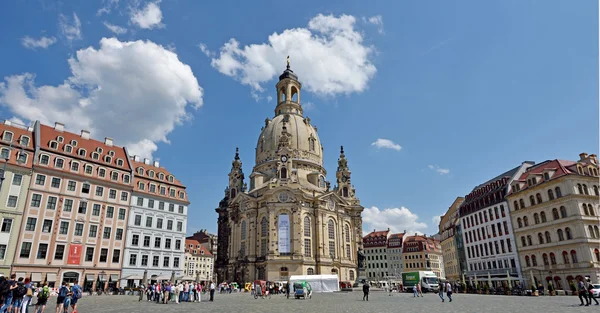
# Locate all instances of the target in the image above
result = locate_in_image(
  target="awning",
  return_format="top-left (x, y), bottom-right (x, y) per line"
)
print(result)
top-left (110, 274), bottom-right (119, 281)
top-left (155, 276), bottom-right (170, 281)
top-left (545, 276), bottom-right (552, 281)
top-left (47, 273), bottom-right (57, 282)
top-left (31, 273), bottom-right (42, 282)
top-left (123, 275), bottom-right (143, 280)
top-left (566, 275), bottom-right (574, 281)
top-left (553, 276), bottom-right (561, 281)
top-left (177, 276), bottom-right (195, 281)
top-left (15, 272), bottom-right (26, 279)
top-left (86, 274), bottom-right (95, 281)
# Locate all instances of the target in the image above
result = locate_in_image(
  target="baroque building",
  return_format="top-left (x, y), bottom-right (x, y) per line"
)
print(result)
top-left (402, 235), bottom-right (444, 279)
top-left (363, 229), bottom-right (390, 280)
top-left (507, 153), bottom-right (600, 290)
top-left (215, 63), bottom-right (364, 283)
top-left (184, 239), bottom-right (214, 282)
top-left (438, 197), bottom-right (464, 282)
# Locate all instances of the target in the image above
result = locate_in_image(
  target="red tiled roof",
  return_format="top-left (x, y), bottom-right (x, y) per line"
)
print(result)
top-left (185, 239), bottom-right (212, 257)
top-left (0, 122), bottom-right (35, 168)
top-left (39, 124), bottom-right (130, 170)
top-left (363, 230), bottom-right (389, 238)
top-left (387, 233), bottom-right (405, 248)
top-left (131, 159), bottom-right (188, 203)
top-left (508, 159), bottom-right (588, 196)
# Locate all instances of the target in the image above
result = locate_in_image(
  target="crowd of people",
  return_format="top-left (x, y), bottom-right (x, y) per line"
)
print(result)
top-left (138, 280), bottom-right (216, 304)
top-left (0, 274), bottom-right (82, 313)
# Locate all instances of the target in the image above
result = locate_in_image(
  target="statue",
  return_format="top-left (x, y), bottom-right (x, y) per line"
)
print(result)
top-left (286, 55), bottom-right (290, 69)
top-left (357, 248), bottom-right (366, 269)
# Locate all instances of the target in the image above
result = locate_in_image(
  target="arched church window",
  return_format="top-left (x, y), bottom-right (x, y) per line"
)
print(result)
top-left (319, 176), bottom-right (325, 188)
top-left (231, 188), bottom-right (237, 199)
top-left (309, 138), bottom-right (315, 151)
top-left (328, 220), bottom-right (335, 240)
top-left (342, 187), bottom-right (349, 197)
top-left (291, 86), bottom-right (299, 102)
top-left (344, 224), bottom-right (350, 242)
top-left (307, 268), bottom-right (314, 275)
top-left (304, 216), bottom-right (311, 236)
top-left (261, 217), bottom-right (268, 237)
top-left (280, 167), bottom-right (287, 179)
top-left (280, 88), bottom-right (286, 102)
top-left (241, 221), bottom-right (247, 240)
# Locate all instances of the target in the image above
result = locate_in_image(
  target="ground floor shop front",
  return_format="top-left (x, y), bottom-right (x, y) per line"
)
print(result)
top-left (120, 268), bottom-right (185, 288)
top-left (11, 266), bottom-right (122, 291)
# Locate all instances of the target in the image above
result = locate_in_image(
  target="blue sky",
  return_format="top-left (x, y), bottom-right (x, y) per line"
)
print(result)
top-left (0, 0), bottom-right (597, 236)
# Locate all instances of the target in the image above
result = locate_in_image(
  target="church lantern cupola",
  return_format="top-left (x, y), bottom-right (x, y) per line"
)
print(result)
top-left (336, 146), bottom-right (353, 198)
top-left (275, 56), bottom-right (303, 117)
top-left (228, 147), bottom-right (245, 199)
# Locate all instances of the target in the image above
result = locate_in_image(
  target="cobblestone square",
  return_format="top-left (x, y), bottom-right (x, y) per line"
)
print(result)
top-left (66, 291), bottom-right (597, 313)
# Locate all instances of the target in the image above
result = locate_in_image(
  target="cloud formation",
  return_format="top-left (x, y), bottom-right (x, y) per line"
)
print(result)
top-left (59, 13), bottom-right (82, 43)
top-left (103, 22), bottom-right (128, 35)
top-left (365, 15), bottom-right (384, 34)
top-left (21, 36), bottom-right (57, 49)
top-left (428, 164), bottom-right (450, 175)
top-left (210, 14), bottom-right (376, 97)
top-left (97, 0), bottom-right (120, 16)
top-left (0, 38), bottom-right (203, 158)
top-left (130, 1), bottom-right (164, 29)
top-left (362, 206), bottom-right (428, 235)
top-left (371, 138), bottom-right (401, 151)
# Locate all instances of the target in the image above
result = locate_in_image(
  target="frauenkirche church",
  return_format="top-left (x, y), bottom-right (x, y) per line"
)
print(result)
top-left (215, 61), bottom-right (365, 283)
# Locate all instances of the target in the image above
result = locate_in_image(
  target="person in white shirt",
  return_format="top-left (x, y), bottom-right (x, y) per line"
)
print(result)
top-left (209, 281), bottom-right (215, 302)
top-left (446, 281), bottom-right (453, 302)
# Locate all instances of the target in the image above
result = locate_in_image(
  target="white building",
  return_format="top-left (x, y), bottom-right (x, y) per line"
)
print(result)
top-left (120, 157), bottom-right (189, 287)
top-left (363, 229), bottom-right (390, 280)
top-left (386, 233), bottom-right (405, 277)
top-left (459, 162), bottom-right (533, 288)
top-left (184, 239), bottom-right (214, 282)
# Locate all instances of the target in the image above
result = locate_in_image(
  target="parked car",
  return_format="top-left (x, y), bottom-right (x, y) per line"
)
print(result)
top-left (591, 284), bottom-right (600, 298)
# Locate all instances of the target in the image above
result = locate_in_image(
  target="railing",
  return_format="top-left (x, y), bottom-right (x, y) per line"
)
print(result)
top-left (467, 268), bottom-right (518, 276)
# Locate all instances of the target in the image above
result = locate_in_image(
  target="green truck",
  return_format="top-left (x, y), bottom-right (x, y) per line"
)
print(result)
top-left (401, 271), bottom-right (439, 293)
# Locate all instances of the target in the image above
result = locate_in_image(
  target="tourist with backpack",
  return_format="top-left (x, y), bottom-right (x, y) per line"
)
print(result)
top-left (34, 284), bottom-right (50, 313)
top-left (12, 277), bottom-right (27, 313)
top-left (55, 282), bottom-right (70, 313)
top-left (69, 282), bottom-right (82, 313)
top-left (1, 274), bottom-right (18, 313)
top-left (20, 278), bottom-right (33, 313)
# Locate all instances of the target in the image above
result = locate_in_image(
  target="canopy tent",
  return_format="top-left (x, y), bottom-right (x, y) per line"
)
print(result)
top-left (288, 275), bottom-right (339, 293)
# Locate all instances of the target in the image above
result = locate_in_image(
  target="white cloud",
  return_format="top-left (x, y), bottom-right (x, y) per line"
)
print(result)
top-left (130, 1), bottom-right (164, 29)
top-left (197, 43), bottom-right (214, 57)
top-left (59, 13), bottom-right (82, 42)
top-left (103, 22), bottom-right (127, 35)
top-left (302, 101), bottom-right (315, 110)
top-left (432, 215), bottom-right (442, 226)
top-left (366, 15), bottom-right (384, 34)
top-left (21, 36), bottom-right (57, 49)
top-left (362, 206), bottom-right (428, 235)
top-left (428, 164), bottom-right (450, 175)
top-left (371, 138), bottom-right (401, 151)
top-left (0, 37), bottom-right (203, 158)
top-left (97, 0), bottom-right (120, 16)
top-left (210, 14), bottom-right (376, 97)
top-left (8, 117), bottom-right (26, 126)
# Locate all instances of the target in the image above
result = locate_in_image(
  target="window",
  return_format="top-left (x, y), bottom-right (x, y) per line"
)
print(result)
top-left (550, 253), bottom-right (556, 265)
top-left (177, 221), bottom-right (182, 232)
top-left (92, 152), bottom-right (99, 160)
top-left (557, 229), bottom-right (564, 241)
top-left (92, 204), bottom-right (101, 216)
top-left (99, 249), bottom-right (108, 262)
top-left (106, 206), bottom-right (114, 218)
top-left (346, 244), bottom-right (351, 258)
top-left (111, 172), bottom-right (118, 181)
top-left (81, 183), bottom-right (90, 194)
top-left (179, 192), bottom-right (185, 199)
top-left (538, 233), bottom-right (544, 244)
top-left (141, 255), bottom-right (148, 266)
top-left (112, 249), bottom-right (120, 263)
top-left (54, 245), bottom-right (65, 260)
top-left (116, 228), bottom-right (123, 240)
top-left (7, 196), bottom-right (17, 207)
top-left (534, 213), bottom-right (540, 224)
top-left (71, 162), bottom-right (79, 171)
top-left (78, 149), bottom-right (86, 157)
top-left (25, 218), bottom-right (36, 231)
top-left (129, 254), bottom-right (137, 266)
top-left (137, 197), bottom-right (144, 206)
top-left (103, 227), bottom-right (111, 239)
top-left (99, 168), bottom-right (106, 177)
top-left (120, 192), bottom-right (128, 201)
top-left (30, 194), bottom-right (42, 207)
top-left (159, 202), bottom-right (164, 210)
top-left (178, 205), bottom-right (184, 214)
top-left (75, 223), bottom-right (84, 236)
top-left (146, 217), bottom-right (153, 228)
top-left (42, 219), bottom-right (52, 233)
top-left (148, 199), bottom-right (155, 208)
top-left (328, 219), bottom-right (335, 240)
top-left (175, 239), bottom-right (181, 250)
top-left (174, 257), bottom-right (179, 268)
top-left (1, 219), bottom-right (12, 233)
top-left (149, 184), bottom-right (156, 193)
top-left (85, 165), bottom-right (93, 175)
top-left (67, 181), bottom-right (76, 191)
top-left (241, 221), bottom-right (247, 240)
top-left (2, 132), bottom-right (12, 141)
top-left (560, 206), bottom-right (567, 218)
top-left (570, 250), bottom-right (578, 263)
top-left (304, 239), bottom-right (311, 257)
top-left (154, 237), bottom-right (161, 248)
top-left (160, 187), bottom-right (166, 195)
top-left (138, 182), bottom-right (145, 191)
top-left (117, 160), bottom-right (125, 167)
top-left (89, 225), bottom-right (98, 237)
top-left (19, 242), bottom-right (32, 258)
top-left (565, 227), bottom-right (572, 240)
top-left (95, 186), bottom-right (104, 196)
top-left (109, 189), bottom-right (116, 199)
top-left (85, 247), bottom-right (94, 262)
top-left (35, 174), bottom-right (46, 185)
top-left (11, 174), bottom-right (22, 186)
top-left (536, 193), bottom-right (543, 204)
top-left (55, 158), bottom-right (64, 168)
top-left (152, 256), bottom-right (159, 267)
top-left (552, 208), bottom-right (559, 220)
top-left (78, 201), bottom-right (87, 214)
top-left (540, 212), bottom-right (547, 223)
top-left (156, 219), bottom-right (163, 229)
top-left (143, 236), bottom-right (151, 247)
top-left (307, 268), bottom-right (314, 275)
top-left (165, 238), bottom-right (171, 249)
top-left (344, 224), bottom-right (350, 242)
top-left (132, 234), bottom-right (139, 246)
top-left (59, 221), bottom-right (69, 235)
top-left (17, 152), bottom-right (27, 164)
top-left (134, 215), bottom-right (141, 226)
top-left (170, 189), bottom-right (175, 197)
top-left (545, 231), bottom-right (551, 243)
top-left (167, 220), bottom-right (173, 230)
top-left (118, 208), bottom-right (126, 220)
top-left (169, 204), bottom-right (174, 212)
top-left (548, 189), bottom-right (554, 200)
top-left (51, 177), bottom-right (61, 188)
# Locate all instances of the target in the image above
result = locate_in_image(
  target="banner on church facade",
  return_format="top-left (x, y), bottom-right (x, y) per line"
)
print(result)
top-left (278, 214), bottom-right (290, 254)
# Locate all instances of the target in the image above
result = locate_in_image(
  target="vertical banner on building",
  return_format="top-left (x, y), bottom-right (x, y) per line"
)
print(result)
top-left (67, 244), bottom-right (83, 265)
top-left (278, 214), bottom-right (290, 253)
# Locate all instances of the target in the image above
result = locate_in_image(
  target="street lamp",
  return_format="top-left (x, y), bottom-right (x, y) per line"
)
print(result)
top-left (0, 138), bottom-right (26, 191)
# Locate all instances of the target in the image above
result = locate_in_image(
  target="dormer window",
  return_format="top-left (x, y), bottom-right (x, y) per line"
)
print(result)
top-left (179, 191), bottom-right (185, 199)
top-left (40, 154), bottom-right (50, 165)
top-left (577, 166), bottom-right (584, 175)
top-left (49, 141), bottom-right (58, 149)
top-left (57, 136), bottom-right (64, 143)
top-left (64, 145), bottom-right (73, 153)
top-left (96, 147), bottom-right (103, 154)
top-left (138, 182), bottom-right (145, 190)
top-left (85, 165), bottom-right (93, 175)
top-left (78, 149), bottom-right (86, 157)
top-left (55, 158), bottom-right (64, 169)
top-left (160, 187), bottom-right (166, 195)
top-left (17, 152), bottom-right (27, 164)
top-left (105, 156), bottom-right (112, 163)
top-left (148, 170), bottom-right (155, 178)
top-left (137, 168), bottom-right (144, 175)
top-left (3, 131), bottom-right (13, 142)
top-left (111, 171), bottom-right (118, 181)
top-left (168, 175), bottom-right (174, 183)
top-left (149, 184), bottom-right (156, 193)
top-left (159, 173), bottom-right (165, 180)
top-left (0, 148), bottom-right (8, 160)
top-left (71, 162), bottom-right (80, 172)
top-left (123, 174), bottom-right (130, 184)
top-left (99, 168), bottom-right (106, 177)
top-left (169, 189), bottom-right (175, 197)
top-left (108, 151), bottom-right (115, 157)
top-left (20, 136), bottom-right (30, 147)
top-left (91, 152), bottom-right (100, 160)
top-left (70, 140), bottom-right (77, 147)
top-left (116, 159), bottom-right (124, 167)
top-left (543, 173), bottom-right (550, 181)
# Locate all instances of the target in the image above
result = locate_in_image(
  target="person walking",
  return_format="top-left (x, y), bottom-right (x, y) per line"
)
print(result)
top-left (34, 284), bottom-right (50, 313)
top-left (163, 283), bottom-right (170, 304)
top-left (174, 283), bottom-right (180, 304)
top-left (209, 281), bottom-right (215, 302)
top-left (417, 282), bottom-right (423, 297)
top-left (413, 284), bottom-right (418, 297)
top-left (578, 278), bottom-right (589, 306)
top-left (438, 282), bottom-right (445, 302)
top-left (446, 281), bottom-right (453, 302)
top-left (588, 282), bottom-right (599, 305)
top-left (362, 282), bottom-right (370, 301)
top-left (69, 281), bottom-right (82, 313)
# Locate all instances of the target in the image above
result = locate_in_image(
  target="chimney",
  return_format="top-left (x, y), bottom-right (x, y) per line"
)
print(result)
top-left (153, 161), bottom-right (160, 168)
top-left (134, 155), bottom-right (140, 162)
top-left (3, 120), bottom-right (11, 126)
top-left (54, 122), bottom-right (64, 132)
top-left (143, 158), bottom-right (150, 165)
top-left (105, 137), bottom-right (113, 146)
top-left (80, 130), bottom-right (90, 139)
top-left (590, 154), bottom-right (598, 164)
top-left (580, 152), bottom-right (588, 160)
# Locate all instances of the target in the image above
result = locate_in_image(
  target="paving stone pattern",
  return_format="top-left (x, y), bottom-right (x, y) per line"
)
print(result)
top-left (67, 291), bottom-right (597, 313)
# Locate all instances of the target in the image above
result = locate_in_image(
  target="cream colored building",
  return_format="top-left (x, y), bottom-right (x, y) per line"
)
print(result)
top-left (507, 153), bottom-right (600, 290)
top-left (439, 197), bottom-right (464, 282)
top-left (0, 121), bottom-right (35, 276)
top-left (402, 235), bottom-right (444, 279)
top-left (215, 64), bottom-right (364, 283)
top-left (184, 239), bottom-right (214, 282)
